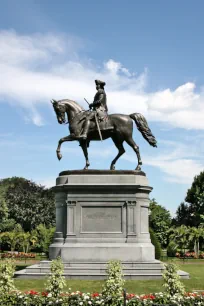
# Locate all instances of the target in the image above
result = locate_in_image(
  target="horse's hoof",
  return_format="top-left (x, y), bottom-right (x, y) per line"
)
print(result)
top-left (110, 165), bottom-right (115, 170)
top-left (57, 153), bottom-right (62, 160)
top-left (135, 165), bottom-right (141, 171)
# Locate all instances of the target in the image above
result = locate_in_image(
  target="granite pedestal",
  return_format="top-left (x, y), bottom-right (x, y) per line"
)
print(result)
top-left (15, 170), bottom-right (189, 279)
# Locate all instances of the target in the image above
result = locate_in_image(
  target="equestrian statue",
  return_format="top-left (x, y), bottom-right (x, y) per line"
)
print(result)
top-left (51, 79), bottom-right (157, 170)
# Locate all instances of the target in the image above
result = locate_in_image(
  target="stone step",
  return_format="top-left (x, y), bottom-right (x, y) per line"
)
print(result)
top-left (25, 266), bottom-right (164, 275)
top-left (15, 269), bottom-right (189, 280)
top-left (14, 260), bottom-right (189, 280)
top-left (40, 260), bottom-right (164, 269)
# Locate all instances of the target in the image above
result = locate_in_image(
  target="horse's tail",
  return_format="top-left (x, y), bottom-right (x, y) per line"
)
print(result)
top-left (130, 113), bottom-right (157, 147)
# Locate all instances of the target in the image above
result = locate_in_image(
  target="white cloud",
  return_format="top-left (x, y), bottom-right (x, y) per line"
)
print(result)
top-left (1, 30), bottom-right (204, 129)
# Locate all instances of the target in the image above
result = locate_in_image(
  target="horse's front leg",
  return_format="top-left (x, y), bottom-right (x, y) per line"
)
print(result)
top-left (80, 141), bottom-right (90, 170)
top-left (56, 135), bottom-right (73, 160)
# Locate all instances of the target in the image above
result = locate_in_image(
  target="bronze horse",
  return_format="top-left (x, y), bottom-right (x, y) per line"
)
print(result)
top-left (52, 99), bottom-right (157, 170)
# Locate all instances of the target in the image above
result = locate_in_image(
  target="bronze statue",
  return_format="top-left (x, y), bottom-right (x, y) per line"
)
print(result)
top-left (51, 80), bottom-right (157, 170)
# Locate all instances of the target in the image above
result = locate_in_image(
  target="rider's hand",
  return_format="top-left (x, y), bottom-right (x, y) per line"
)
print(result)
top-left (89, 103), bottom-right (93, 109)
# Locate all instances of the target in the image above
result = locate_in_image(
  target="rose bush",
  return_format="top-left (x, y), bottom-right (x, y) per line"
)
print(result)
top-left (176, 251), bottom-right (204, 259)
top-left (1, 252), bottom-right (36, 259)
top-left (0, 290), bottom-right (204, 305)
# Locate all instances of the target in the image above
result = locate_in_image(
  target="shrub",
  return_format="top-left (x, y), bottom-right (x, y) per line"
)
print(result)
top-left (199, 251), bottom-right (204, 259)
top-left (45, 257), bottom-right (65, 298)
top-left (149, 228), bottom-right (161, 259)
top-left (163, 263), bottom-right (185, 298)
top-left (0, 259), bottom-right (16, 294)
top-left (102, 260), bottom-right (125, 305)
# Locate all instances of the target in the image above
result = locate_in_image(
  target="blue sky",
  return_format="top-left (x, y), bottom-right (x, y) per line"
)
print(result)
top-left (0, 0), bottom-right (204, 215)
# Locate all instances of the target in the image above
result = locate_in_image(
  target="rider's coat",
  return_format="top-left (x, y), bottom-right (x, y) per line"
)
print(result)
top-left (92, 88), bottom-right (108, 121)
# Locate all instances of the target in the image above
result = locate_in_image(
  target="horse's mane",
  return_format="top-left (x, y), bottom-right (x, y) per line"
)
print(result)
top-left (57, 99), bottom-right (85, 112)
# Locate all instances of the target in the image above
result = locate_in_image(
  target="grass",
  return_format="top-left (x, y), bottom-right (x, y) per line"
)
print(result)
top-left (13, 261), bottom-right (204, 294)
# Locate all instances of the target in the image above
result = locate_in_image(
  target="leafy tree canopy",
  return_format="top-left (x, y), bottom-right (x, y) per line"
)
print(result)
top-left (0, 177), bottom-right (55, 232)
top-left (149, 198), bottom-right (172, 248)
top-left (174, 171), bottom-right (204, 227)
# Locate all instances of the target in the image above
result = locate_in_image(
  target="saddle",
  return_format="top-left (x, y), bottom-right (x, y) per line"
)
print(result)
top-left (78, 111), bottom-right (114, 132)
top-left (93, 114), bottom-right (114, 131)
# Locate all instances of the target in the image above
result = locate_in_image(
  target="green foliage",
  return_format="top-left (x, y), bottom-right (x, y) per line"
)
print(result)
top-left (163, 263), bottom-right (185, 298)
top-left (188, 226), bottom-right (204, 256)
top-left (173, 202), bottom-right (189, 226)
top-left (149, 199), bottom-right (172, 247)
top-left (169, 225), bottom-right (190, 255)
top-left (34, 224), bottom-right (55, 255)
top-left (175, 171), bottom-right (204, 227)
top-left (167, 240), bottom-right (178, 257)
top-left (0, 181), bottom-right (16, 232)
top-left (102, 260), bottom-right (125, 305)
top-left (0, 177), bottom-right (55, 232)
top-left (45, 257), bottom-right (65, 298)
top-left (149, 228), bottom-right (162, 259)
top-left (0, 259), bottom-right (16, 294)
top-left (0, 224), bottom-right (24, 251)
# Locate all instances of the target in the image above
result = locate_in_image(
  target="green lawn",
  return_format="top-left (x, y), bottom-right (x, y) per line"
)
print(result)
top-left (14, 261), bottom-right (204, 294)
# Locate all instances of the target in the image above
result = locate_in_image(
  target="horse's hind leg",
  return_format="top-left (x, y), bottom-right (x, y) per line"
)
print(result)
top-left (125, 136), bottom-right (142, 170)
top-left (110, 138), bottom-right (125, 170)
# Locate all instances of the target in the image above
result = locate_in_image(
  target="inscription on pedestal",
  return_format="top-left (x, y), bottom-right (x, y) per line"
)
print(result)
top-left (81, 206), bottom-right (122, 232)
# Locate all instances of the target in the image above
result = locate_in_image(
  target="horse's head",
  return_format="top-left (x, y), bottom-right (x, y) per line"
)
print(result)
top-left (51, 99), bottom-right (67, 124)
top-left (51, 99), bottom-right (85, 125)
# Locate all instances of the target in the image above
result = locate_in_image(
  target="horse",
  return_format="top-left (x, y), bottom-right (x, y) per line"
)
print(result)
top-left (51, 99), bottom-right (157, 170)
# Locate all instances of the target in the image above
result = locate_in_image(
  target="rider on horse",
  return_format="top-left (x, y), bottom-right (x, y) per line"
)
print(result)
top-left (79, 80), bottom-right (108, 140)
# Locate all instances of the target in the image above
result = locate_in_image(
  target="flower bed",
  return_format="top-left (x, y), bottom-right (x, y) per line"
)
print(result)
top-left (0, 252), bottom-right (36, 259)
top-left (176, 251), bottom-right (204, 259)
top-left (0, 290), bottom-right (204, 306)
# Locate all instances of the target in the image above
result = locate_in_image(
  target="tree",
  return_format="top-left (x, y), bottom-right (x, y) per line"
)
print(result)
top-left (169, 225), bottom-right (190, 256)
top-left (174, 171), bottom-right (204, 227)
top-left (149, 199), bottom-right (172, 248)
top-left (34, 224), bottom-right (55, 255)
top-left (0, 224), bottom-right (24, 251)
top-left (173, 202), bottom-right (189, 226)
top-left (0, 181), bottom-right (16, 232)
top-left (0, 177), bottom-right (55, 232)
top-left (189, 226), bottom-right (204, 256)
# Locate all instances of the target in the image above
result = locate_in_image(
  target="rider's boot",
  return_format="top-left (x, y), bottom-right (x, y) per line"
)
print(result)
top-left (78, 119), bottom-right (90, 140)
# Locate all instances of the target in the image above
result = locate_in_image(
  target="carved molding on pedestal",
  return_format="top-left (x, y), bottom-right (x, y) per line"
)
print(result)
top-left (125, 200), bottom-right (137, 206)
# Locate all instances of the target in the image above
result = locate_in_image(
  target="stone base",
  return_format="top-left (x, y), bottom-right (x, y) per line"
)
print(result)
top-left (50, 170), bottom-right (155, 264)
top-left (15, 260), bottom-right (189, 280)
top-left (50, 242), bottom-right (155, 262)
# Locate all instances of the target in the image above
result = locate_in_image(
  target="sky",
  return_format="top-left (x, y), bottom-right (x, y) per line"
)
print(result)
top-left (0, 0), bottom-right (204, 215)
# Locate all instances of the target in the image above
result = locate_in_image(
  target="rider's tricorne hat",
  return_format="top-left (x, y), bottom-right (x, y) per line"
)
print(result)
top-left (95, 80), bottom-right (106, 87)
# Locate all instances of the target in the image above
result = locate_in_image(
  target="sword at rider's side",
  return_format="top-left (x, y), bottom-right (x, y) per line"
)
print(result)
top-left (84, 98), bottom-right (103, 141)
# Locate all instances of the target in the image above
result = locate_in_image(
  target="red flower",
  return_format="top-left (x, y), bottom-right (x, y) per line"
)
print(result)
top-left (140, 294), bottom-right (156, 300)
top-left (41, 291), bottom-right (48, 296)
top-left (92, 292), bottom-right (100, 298)
top-left (126, 293), bottom-right (135, 300)
top-left (28, 290), bottom-right (38, 295)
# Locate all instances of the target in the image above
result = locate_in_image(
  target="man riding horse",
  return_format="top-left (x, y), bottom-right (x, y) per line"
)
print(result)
top-left (52, 79), bottom-right (157, 170)
top-left (79, 79), bottom-right (108, 140)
